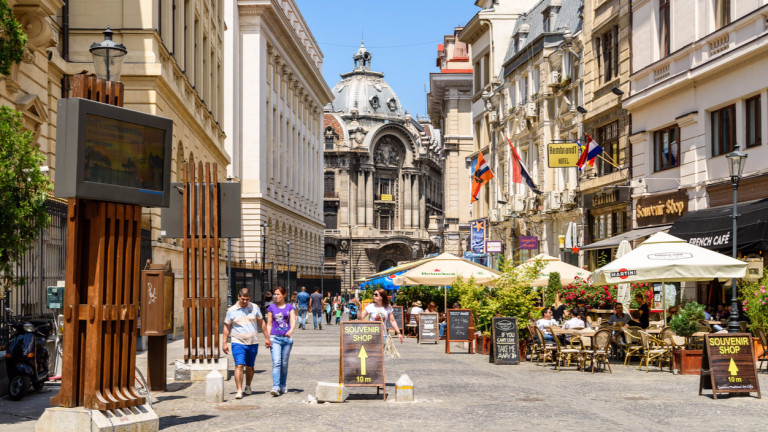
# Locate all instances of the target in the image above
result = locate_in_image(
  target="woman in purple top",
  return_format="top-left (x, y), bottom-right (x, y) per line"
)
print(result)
top-left (266, 286), bottom-right (296, 396)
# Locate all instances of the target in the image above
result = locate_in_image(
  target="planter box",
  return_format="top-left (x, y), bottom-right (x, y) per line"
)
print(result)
top-left (475, 335), bottom-right (491, 355)
top-left (753, 337), bottom-right (765, 364)
top-left (673, 349), bottom-right (703, 375)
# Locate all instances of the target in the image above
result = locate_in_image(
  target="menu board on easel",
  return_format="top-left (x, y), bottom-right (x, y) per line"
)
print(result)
top-left (339, 321), bottom-right (385, 400)
top-left (490, 317), bottom-right (519, 365)
top-left (699, 333), bottom-right (761, 399)
top-left (418, 313), bottom-right (439, 344)
top-left (445, 309), bottom-right (473, 354)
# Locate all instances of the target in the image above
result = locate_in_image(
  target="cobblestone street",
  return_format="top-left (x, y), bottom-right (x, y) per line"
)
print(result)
top-left (4, 321), bottom-right (768, 431)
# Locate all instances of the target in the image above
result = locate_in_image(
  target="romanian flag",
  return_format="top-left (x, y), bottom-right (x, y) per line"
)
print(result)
top-left (505, 135), bottom-right (542, 195)
top-left (576, 134), bottom-right (603, 168)
top-left (470, 151), bottom-right (494, 203)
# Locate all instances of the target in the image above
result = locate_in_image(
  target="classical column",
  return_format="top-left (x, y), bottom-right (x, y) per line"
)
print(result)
top-left (413, 173), bottom-right (420, 230)
top-left (366, 170), bottom-right (374, 228)
top-left (349, 169), bottom-right (357, 227)
top-left (357, 169), bottom-right (366, 225)
top-left (403, 173), bottom-right (412, 229)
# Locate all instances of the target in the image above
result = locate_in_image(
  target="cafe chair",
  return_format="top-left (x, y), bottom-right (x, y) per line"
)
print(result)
top-left (533, 326), bottom-right (556, 367)
top-left (405, 313), bottom-right (418, 338)
top-left (582, 329), bottom-right (612, 373)
top-left (638, 331), bottom-right (672, 373)
top-left (659, 326), bottom-right (685, 350)
top-left (754, 328), bottom-right (768, 371)
top-left (622, 328), bottom-right (644, 366)
top-left (552, 329), bottom-right (582, 371)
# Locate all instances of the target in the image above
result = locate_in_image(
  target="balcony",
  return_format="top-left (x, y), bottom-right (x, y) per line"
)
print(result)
top-left (324, 191), bottom-right (339, 200)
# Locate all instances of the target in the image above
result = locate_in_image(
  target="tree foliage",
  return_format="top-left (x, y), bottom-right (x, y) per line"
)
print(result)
top-left (0, 0), bottom-right (27, 75)
top-left (0, 106), bottom-right (51, 291)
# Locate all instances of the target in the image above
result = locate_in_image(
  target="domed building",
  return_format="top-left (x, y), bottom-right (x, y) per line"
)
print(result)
top-left (323, 42), bottom-right (445, 292)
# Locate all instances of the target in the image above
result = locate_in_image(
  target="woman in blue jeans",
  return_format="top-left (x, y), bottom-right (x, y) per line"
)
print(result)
top-left (266, 286), bottom-right (296, 396)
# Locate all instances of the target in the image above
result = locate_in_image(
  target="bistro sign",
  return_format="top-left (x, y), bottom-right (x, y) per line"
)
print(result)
top-left (636, 190), bottom-right (688, 227)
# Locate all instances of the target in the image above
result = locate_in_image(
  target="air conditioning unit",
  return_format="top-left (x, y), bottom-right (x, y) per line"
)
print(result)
top-left (510, 195), bottom-right (525, 213)
top-left (525, 196), bottom-right (538, 211)
top-left (524, 102), bottom-right (537, 118)
top-left (489, 209), bottom-right (503, 223)
top-left (563, 190), bottom-right (578, 206)
top-left (550, 70), bottom-right (561, 85)
top-left (547, 191), bottom-right (562, 211)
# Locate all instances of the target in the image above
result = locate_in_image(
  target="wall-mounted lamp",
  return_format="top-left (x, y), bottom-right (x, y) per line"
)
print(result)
top-left (576, 106), bottom-right (588, 114)
top-left (611, 87), bottom-right (624, 96)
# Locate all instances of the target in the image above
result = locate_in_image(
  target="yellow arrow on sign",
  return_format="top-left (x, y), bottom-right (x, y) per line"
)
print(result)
top-left (358, 345), bottom-right (368, 375)
top-left (728, 358), bottom-right (739, 376)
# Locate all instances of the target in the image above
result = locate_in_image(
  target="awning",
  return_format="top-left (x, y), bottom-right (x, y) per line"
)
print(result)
top-left (580, 225), bottom-right (671, 251)
top-left (668, 198), bottom-right (768, 251)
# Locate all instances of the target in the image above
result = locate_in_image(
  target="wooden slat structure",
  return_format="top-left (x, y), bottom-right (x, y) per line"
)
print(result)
top-left (182, 161), bottom-right (221, 361)
top-left (51, 73), bottom-right (145, 409)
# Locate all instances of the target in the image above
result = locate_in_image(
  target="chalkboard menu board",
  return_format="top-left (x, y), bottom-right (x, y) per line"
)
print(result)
top-left (490, 317), bottom-right (519, 365)
top-left (340, 321), bottom-right (385, 399)
top-left (419, 313), bottom-right (439, 344)
top-left (386, 306), bottom-right (405, 333)
top-left (699, 333), bottom-right (761, 399)
top-left (445, 309), bottom-right (473, 354)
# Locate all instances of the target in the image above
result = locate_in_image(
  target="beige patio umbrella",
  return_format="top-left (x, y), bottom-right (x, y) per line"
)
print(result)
top-left (392, 253), bottom-right (500, 311)
top-left (516, 254), bottom-right (592, 287)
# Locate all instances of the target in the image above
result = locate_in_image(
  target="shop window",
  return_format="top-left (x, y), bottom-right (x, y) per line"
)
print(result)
top-left (653, 125), bottom-right (680, 172)
top-left (746, 95), bottom-right (761, 148)
top-left (596, 121), bottom-right (620, 176)
top-left (711, 105), bottom-right (736, 156)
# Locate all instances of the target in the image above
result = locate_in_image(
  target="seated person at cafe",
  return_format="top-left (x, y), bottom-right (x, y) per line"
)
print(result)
top-left (715, 304), bottom-right (729, 321)
top-left (608, 304), bottom-right (631, 327)
top-left (704, 305), bottom-right (713, 320)
top-left (536, 307), bottom-right (559, 341)
top-left (666, 306), bottom-right (678, 324)
top-left (563, 308), bottom-right (586, 329)
top-left (409, 301), bottom-right (424, 323)
top-left (635, 293), bottom-right (650, 328)
top-left (426, 302), bottom-right (438, 313)
top-left (624, 310), bottom-right (642, 328)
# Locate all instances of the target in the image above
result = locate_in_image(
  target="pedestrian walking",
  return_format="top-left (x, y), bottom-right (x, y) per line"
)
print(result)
top-left (295, 286), bottom-right (310, 330)
top-left (266, 286), bottom-right (296, 396)
top-left (309, 287), bottom-right (323, 329)
top-left (361, 288), bottom-right (403, 344)
top-left (323, 292), bottom-right (332, 325)
top-left (335, 302), bottom-right (343, 324)
top-left (222, 288), bottom-right (270, 399)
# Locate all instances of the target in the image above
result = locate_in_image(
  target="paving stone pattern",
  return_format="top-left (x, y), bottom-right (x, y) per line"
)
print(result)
top-left (3, 318), bottom-right (768, 431)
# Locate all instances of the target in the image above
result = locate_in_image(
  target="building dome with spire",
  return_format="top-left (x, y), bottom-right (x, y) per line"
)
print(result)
top-left (329, 41), bottom-right (405, 117)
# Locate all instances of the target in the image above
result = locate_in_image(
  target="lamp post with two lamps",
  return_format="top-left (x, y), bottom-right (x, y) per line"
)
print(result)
top-left (726, 145), bottom-right (748, 333)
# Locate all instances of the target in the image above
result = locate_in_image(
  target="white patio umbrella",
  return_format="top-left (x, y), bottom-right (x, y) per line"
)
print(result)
top-left (589, 232), bottom-right (747, 321)
top-left (615, 240), bottom-right (633, 312)
top-left (516, 254), bottom-right (592, 287)
top-left (392, 253), bottom-right (500, 311)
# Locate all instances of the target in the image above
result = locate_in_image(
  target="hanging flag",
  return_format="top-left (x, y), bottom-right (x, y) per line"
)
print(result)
top-left (565, 221), bottom-right (574, 249)
top-left (505, 135), bottom-right (542, 195)
top-left (470, 152), bottom-right (494, 203)
top-left (576, 134), bottom-right (603, 168)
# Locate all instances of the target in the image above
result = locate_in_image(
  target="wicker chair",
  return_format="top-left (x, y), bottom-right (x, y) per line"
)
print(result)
top-left (551, 329), bottom-right (582, 371)
top-left (638, 331), bottom-right (672, 373)
top-left (622, 328), bottom-right (644, 366)
top-left (659, 326), bottom-right (685, 349)
top-left (533, 326), bottom-right (556, 366)
top-left (582, 329), bottom-right (613, 373)
top-left (755, 328), bottom-right (768, 371)
top-left (527, 322), bottom-right (543, 363)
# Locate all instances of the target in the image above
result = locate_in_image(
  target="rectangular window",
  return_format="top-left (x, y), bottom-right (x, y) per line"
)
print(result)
top-left (378, 211), bottom-right (392, 231)
top-left (653, 125), bottom-right (680, 171)
top-left (599, 26), bottom-right (619, 82)
top-left (324, 172), bottom-right (335, 197)
top-left (482, 54), bottom-right (490, 89)
top-left (660, 0), bottom-right (670, 57)
top-left (596, 121), bottom-right (620, 176)
top-left (473, 60), bottom-right (481, 93)
top-left (324, 204), bottom-right (337, 230)
top-left (716, 0), bottom-right (730, 29)
top-left (746, 95), bottom-right (762, 148)
top-left (712, 105), bottom-right (736, 156)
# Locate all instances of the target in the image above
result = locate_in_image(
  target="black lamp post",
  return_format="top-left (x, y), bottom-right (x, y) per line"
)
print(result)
top-left (726, 144), bottom-right (747, 333)
top-left (261, 221), bottom-right (268, 299)
top-left (89, 27), bottom-right (127, 82)
top-left (286, 240), bottom-right (291, 296)
top-left (341, 259), bottom-right (348, 297)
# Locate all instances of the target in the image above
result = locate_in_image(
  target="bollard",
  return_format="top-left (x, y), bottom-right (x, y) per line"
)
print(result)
top-left (395, 374), bottom-right (414, 402)
top-left (315, 382), bottom-right (349, 403)
top-left (205, 370), bottom-right (224, 403)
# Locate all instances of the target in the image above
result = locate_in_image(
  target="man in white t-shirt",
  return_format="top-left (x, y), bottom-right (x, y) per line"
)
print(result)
top-left (536, 308), bottom-right (558, 341)
top-left (409, 301), bottom-right (424, 324)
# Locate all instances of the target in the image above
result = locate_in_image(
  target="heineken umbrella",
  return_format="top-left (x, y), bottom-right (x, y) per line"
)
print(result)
top-left (589, 232), bottom-right (746, 284)
top-left (516, 254), bottom-right (591, 287)
top-left (392, 253), bottom-right (500, 311)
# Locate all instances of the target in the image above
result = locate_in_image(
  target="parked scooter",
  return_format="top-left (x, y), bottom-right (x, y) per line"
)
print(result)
top-left (4, 309), bottom-right (51, 401)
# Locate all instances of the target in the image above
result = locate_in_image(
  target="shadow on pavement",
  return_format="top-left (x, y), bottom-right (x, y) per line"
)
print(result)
top-left (159, 414), bottom-right (217, 428)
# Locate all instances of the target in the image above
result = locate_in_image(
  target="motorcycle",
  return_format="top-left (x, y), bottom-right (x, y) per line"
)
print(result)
top-left (4, 309), bottom-right (52, 401)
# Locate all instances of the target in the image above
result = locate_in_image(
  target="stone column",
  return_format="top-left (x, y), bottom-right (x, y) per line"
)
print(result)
top-left (412, 174), bottom-right (419, 230)
top-left (350, 170), bottom-right (357, 227)
top-left (403, 173), bottom-right (412, 229)
top-left (357, 169), bottom-right (366, 226)
top-left (366, 170), bottom-right (374, 228)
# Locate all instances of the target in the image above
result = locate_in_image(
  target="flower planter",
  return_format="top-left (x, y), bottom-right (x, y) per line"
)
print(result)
top-left (475, 335), bottom-right (491, 355)
top-left (519, 339), bottom-right (528, 362)
top-left (672, 349), bottom-right (703, 375)
top-left (753, 337), bottom-right (765, 364)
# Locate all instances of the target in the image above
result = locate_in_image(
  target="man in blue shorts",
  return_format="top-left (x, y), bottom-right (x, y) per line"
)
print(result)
top-left (296, 286), bottom-right (311, 330)
top-left (223, 288), bottom-right (270, 399)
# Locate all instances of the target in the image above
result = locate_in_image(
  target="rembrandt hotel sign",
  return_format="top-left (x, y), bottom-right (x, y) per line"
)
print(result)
top-left (636, 190), bottom-right (688, 227)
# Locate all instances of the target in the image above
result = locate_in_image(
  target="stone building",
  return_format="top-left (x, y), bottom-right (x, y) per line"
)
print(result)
top-left (224, 0), bottom-right (332, 301)
top-left (428, 27), bottom-right (473, 256)
top-left (323, 43), bottom-right (444, 292)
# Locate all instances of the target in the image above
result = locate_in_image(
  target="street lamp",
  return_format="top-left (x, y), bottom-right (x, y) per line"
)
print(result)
top-left (341, 259), bottom-right (348, 297)
top-left (89, 27), bottom-right (127, 82)
top-left (261, 221), bottom-right (268, 298)
top-left (726, 144), bottom-right (747, 333)
top-left (286, 240), bottom-right (291, 296)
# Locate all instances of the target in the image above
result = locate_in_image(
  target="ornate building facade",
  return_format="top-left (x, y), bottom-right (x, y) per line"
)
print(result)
top-left (323, 44), bottom-right (444, 291)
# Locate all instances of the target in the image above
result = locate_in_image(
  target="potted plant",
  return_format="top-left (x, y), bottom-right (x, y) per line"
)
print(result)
top-left (560, 75), bottom-right (571, 87)
top-left (739, 273), bottom-right (768, 361)
top-left (669, 302), bottom-right (705, 375)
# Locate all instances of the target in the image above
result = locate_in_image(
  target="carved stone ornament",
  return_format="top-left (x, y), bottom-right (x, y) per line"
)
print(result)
top-left (369, 95), bottom-right (379, 109)
top-left (15, 5), bottom-right (57, 49)
top-left (350, 126), bottom-right (367, 145)
top-left (387, 97), bottom-right (397, 111)
top-left (374, 138), bottom-right (401, 167)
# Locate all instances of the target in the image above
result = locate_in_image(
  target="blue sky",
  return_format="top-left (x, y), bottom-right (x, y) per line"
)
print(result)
top-left (295, 0), bottom-right (479, 119)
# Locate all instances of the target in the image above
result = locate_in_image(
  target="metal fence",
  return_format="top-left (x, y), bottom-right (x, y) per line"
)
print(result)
top-left (1, 199), bottom-right (67, 349)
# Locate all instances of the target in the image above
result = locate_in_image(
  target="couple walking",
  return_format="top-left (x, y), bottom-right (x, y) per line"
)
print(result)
top-left (223, 287), bottom-right (296, 398)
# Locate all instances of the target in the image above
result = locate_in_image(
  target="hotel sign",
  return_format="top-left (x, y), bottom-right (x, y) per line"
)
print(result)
top-left (635, 190), bottom-right (688, 227)
top-left (547, 143), bottom-right (579, 167)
